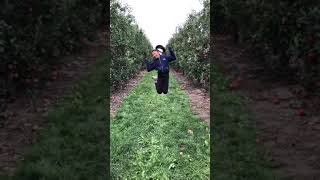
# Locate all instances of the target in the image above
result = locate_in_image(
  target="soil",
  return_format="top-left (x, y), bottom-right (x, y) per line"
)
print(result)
top-left (214, 34), bottom-right (320, 180)
top-left (172, 70), bottom-right (210, 126)
top-left (0, 30), bottom-right (107, 174)
top-left (110, 70), bottom-right (147, 118)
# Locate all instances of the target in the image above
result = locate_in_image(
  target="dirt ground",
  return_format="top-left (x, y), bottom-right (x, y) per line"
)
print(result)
top-left (214, 34), bottom-right (320, 180)
top-left (0, 30), bottom-right (107, 174)
top-left (172, 70), bottom-right (210, 126)
top-left (110, 70), bottom-right (147, 118)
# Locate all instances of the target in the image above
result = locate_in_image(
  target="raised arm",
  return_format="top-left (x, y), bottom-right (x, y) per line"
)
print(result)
top-left (165, 47), bottom-right (176, 62)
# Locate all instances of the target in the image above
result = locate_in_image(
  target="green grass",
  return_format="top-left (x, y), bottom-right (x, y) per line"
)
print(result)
top-left (1, 54), bottom-right (108, 180)
top-left (211, 63), bottom-right (276, 180)
top-left (111, 71), bottom-right (210, 179)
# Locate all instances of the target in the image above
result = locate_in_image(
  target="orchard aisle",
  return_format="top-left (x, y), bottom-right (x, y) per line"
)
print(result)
top-left (0, 30), bottom-right (109, 180)
top-left (110, 70), bottom-right (147, 118)
top-left (213, 34), bottom-right (320, 179)
top-left (0, 53), bottom-right (108, 180)
top-left (111, 71), bottom-right (210, 179)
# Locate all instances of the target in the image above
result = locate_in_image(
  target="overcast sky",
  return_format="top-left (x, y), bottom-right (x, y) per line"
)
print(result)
top-left (119, 0), bottom-right (203, 48)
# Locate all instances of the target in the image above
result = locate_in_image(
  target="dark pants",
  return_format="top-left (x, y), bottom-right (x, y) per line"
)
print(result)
top-left (155, 72), bottom-right (169, 94)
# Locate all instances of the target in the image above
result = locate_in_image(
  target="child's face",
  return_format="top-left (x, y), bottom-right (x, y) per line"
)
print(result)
top-left (152, 51), bottom-right (160, 59)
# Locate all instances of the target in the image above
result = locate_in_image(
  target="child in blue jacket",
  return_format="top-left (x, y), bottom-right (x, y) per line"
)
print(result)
top-left (144, 47), bottom-right (176, 94)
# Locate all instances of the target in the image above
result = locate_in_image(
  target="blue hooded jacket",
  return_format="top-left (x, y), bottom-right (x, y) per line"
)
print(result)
top-left (145, 47), bottom-right (176, 74)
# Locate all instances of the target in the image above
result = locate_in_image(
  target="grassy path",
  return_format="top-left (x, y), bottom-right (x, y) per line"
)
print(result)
top-left (1, 55), bottom-right (108, 180)
top-left (111, 71), bottom-right (210, 179)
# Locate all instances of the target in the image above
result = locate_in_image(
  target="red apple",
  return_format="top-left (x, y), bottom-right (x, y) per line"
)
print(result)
top-left (229, 81), bottom-right (239, 90)
top-left (51, 71), bottom-right (58, 80)
top-left (271, 96), bottom-right (280, 104)
top-left (297, 108), bottom-right (306, 116)
top-left (306, 52), bottom-right (317, 63)
top-left (25, 79), bottom-right (31, 84)
top-left (308, 36), bottom-right (316, 46)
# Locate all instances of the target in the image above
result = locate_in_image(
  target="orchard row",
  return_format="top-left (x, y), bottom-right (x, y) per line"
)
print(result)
top-left (214, 0), bottom-right (320, 91)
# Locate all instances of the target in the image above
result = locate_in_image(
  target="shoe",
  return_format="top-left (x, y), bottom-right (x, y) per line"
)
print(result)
top-left (152, 76), bottom-right (157, 82)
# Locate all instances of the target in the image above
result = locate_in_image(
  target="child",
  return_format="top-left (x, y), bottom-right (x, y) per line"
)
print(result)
top-left (144, 46), bottom-right (176, 94)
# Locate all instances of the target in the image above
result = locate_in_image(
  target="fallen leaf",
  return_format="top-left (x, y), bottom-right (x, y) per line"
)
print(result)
top-left (179, 144), bottom-right (185, 151)
top-left (168, 163), bottom-right (175, 170)
top-left (187, 128), bottom-right (193, 135)
top-left (204, 140), bottom-right (209, 146)
top-left (32, 125), bottom-right (42, 132)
